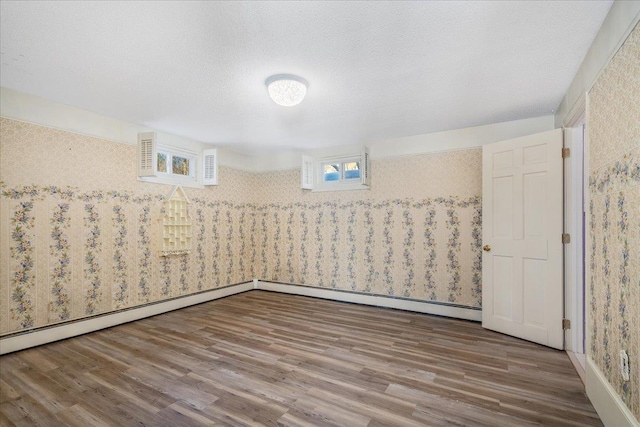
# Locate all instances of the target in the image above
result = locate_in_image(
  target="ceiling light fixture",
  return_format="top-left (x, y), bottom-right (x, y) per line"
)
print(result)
top-left (266, 74), bottom-right (308, 107)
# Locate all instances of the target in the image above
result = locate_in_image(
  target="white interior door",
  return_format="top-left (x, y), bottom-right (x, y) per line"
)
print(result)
top-left (482, 129), bottom-right (564, 349)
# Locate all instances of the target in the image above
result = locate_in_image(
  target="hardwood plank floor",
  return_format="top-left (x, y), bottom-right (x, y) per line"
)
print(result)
top-left (0, 291), bottom-right (601, 426)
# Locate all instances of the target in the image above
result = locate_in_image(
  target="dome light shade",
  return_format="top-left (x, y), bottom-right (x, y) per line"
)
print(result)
top-left (266, 74), bottom-right (308, 107)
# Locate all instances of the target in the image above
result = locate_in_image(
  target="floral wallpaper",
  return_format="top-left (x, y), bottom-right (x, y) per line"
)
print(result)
top-left (255, 197), bottom-right (482, 307)
top-left (0, 117), bottom-right (257, 335)
top-left (587, 23), bottom-right (639, 421)
top-left (0, 116), bottom-right (483, 337)
top-left (0, 183), bottom-right (257, 335)
top-left (252, 148), bottom-right (482, 307)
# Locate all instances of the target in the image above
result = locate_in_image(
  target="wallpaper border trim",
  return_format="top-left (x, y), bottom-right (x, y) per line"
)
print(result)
top-left (587, 357), bottom-right (640, 427)
top-left (257, 281), bottom-right (482, 321)
top-left (0, 281), bottom-right (254, 355)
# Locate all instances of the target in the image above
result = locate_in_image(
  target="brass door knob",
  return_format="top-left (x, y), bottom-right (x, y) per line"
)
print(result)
top-left (483, 245), bottom-right (491, 252)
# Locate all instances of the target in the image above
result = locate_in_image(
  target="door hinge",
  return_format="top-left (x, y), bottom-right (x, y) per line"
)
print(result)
top-left (562, 148), bottom-right (571, 158)
top-left (563, 319), bottom-right (571, 330)
top-left (562, 233), bottom-right (571, 244)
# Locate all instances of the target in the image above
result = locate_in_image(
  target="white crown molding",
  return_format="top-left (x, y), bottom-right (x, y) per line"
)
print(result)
top-left (368, 115), bottom-right (554, 160)
top-left (555, 2), bottom-right (640, 128)
top-left (0, 86), bottom-right (210, 154)
top-left (247, 116), bottom-right (555, 172)
top-left (2, 86), bottom-right (554, 173)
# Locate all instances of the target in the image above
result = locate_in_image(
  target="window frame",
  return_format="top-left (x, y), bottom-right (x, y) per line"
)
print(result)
top-left (157, 150), bottom-right (196, 180)
top-left (313, 154), bottom-right (369, 192)
top-left (139, 145), bottom-right (203, 189)
top-left (320, 159), bottom-right (362, 183)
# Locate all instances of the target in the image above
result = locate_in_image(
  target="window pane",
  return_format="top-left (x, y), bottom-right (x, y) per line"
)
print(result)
top-left (323, 163), bottom-right (340, 182)
top-left (172, 156), bottom-right (190, 176)
top-left (157, 153), bottom-right (167, 173)
top-left (344, 161), bottom-right (360, 179)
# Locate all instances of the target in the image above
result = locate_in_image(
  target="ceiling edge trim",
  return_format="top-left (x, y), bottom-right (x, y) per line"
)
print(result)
top-left (1, 86), bottom-right (554, 174)
top-left (555, 1), bottom-right (640, 128)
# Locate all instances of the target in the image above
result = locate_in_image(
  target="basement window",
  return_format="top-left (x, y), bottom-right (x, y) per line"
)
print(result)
top-left (137, 132), bottom-right (218, 188)
top-left (322, 160), bottom-right (361, 183)
top-left (157, 150), bottom-right (196, 180)
top-left (301, 147), bottom-right (370, 192)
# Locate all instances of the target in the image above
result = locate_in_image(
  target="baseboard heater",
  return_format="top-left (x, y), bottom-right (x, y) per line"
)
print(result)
top-left (257, 280), bottom-right (481, 322)
top-left (0, 282), bottom-right (254, 355)
top-left (0, 280), bottom-right (481, 355)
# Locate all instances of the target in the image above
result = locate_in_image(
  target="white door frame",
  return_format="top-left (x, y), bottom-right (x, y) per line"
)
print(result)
top-left (563, 110), bottom-right (586, 354)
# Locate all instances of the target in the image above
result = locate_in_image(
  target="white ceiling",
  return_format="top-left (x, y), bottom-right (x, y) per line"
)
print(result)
top-left (0, 1), bottom-right (612, 156)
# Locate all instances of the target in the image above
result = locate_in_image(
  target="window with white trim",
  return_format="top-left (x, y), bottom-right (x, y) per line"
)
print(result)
top-left (137, 132), bottom-right (217, 188)
top-left (322, 160), bottom-right (361, 183)
top-left (157, 150), bottom-right (196, 180)
top-left (301, 147), bottom-right (370, 191)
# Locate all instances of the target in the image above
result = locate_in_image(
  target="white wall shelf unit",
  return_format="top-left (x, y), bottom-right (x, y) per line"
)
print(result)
top-left (161, 185), bottom-right (192, 256)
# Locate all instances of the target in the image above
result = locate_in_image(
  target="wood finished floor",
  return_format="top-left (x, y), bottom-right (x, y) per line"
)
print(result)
top-left (0, 291), bottom-right (601, 427)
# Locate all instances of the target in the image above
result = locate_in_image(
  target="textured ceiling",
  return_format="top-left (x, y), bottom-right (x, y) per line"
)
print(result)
top-left (0, 1), bottom-right (612, 156)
